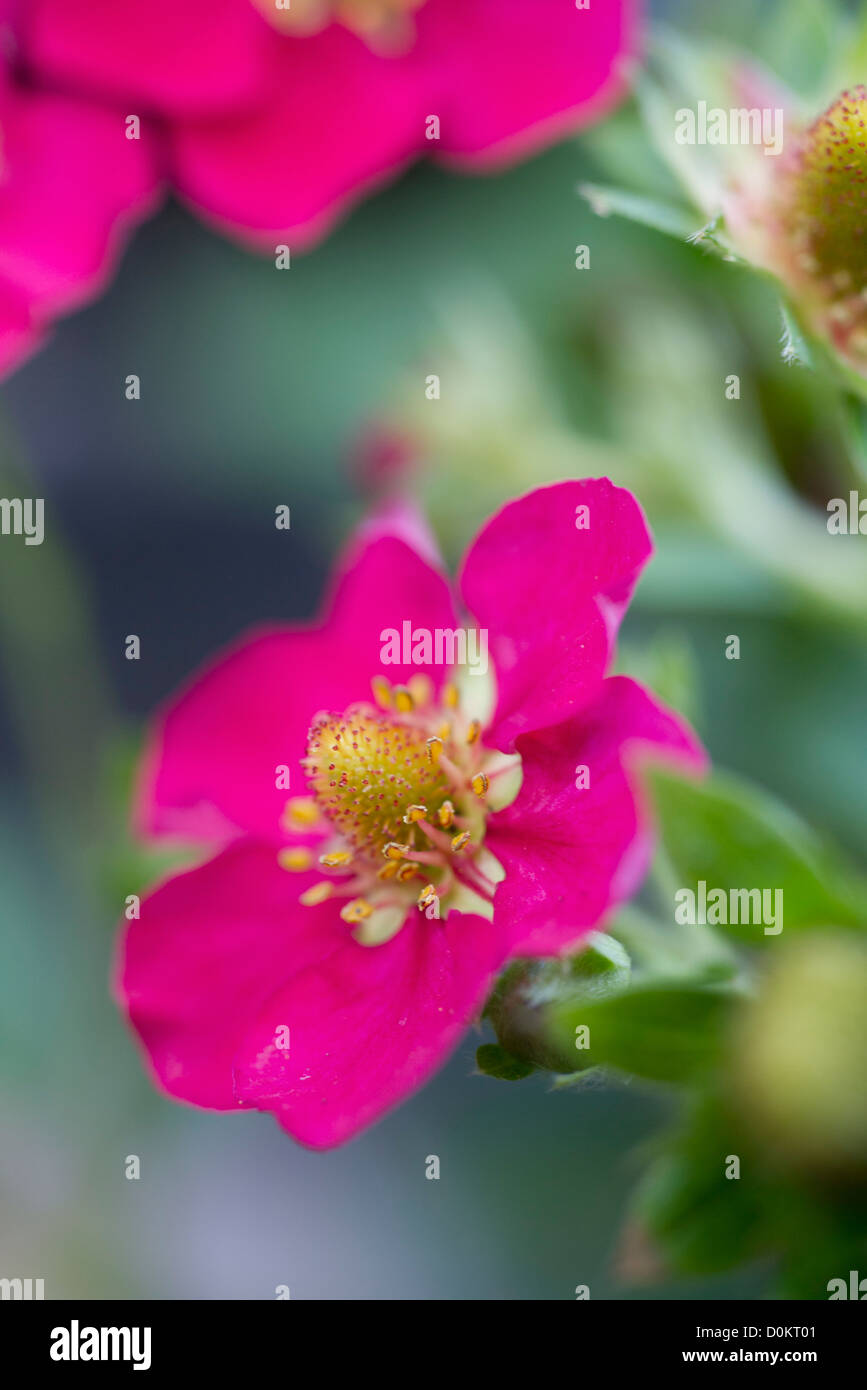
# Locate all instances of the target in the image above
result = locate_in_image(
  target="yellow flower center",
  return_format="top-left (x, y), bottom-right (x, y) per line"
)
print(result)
top-left (279, 673), bottom-right (521, 945)
top-left (307, 709), bottom-right (451, 864)
top-left (254, 0), bottom-right (426, 49)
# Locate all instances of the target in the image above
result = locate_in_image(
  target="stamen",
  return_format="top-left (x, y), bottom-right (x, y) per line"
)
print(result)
top-left (255, 0), bottom-right (426, 54)
top-left (437, 750), bottom-right (468, 791)
top-left (383, 841), bottom-right (410, 860)
top-left (371, 675), bottom-right (392, 709)
top-left (404, 846), bottom-right (446, 865)
top-left (300, 881), bottom-right (335, 906)
top-left (297, 671), bottom-right (509, 938)
top-left (442, 682), bottom-right (459, 709)
top-left (281, 796), bottom-right (321, 829)
top-left (408, 673), bottom-right (433, 707)
top-left (416, 819), bottom-right (454, 855)
top-left (320, 849), bottom-right (354, 868)
top-left (278, 846), bottom-right (313, 872)
top-left (340, 898), bottom-right (374, 924)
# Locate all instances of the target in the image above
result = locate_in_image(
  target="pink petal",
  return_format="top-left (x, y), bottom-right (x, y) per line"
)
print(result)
top-left (169, 25), bottom-right (429, 248)
top-left (487, 676), bottom-right (706, 958)
top-left (0, 279), bottom-right (42, 375)
top-left (139, 520), bottom-right (458, 843)
top-left (22, 0), bottom-right (269, 117)
top-left (23, 1), bottom-right (637, 251)
top-left (234, 907), bottom-right (502, 1149)
top-left (326, 504), bottom-right (457, 680)
top-left (420, 0), bottom-right (638, 164)
top-left (137, 625), bottom-right (343, 844)
top-left (117, 841), bottom-right (347, 1111)
top-left (460, 480), bottom-right (653, 750)
top-left (0, 83), bottom-right (161, 330)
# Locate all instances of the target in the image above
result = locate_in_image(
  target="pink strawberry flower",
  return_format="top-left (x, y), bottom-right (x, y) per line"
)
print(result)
top-left (22, 0), bottom-right (638, 249)
top-left (0, 5), bottom-right (159, 373)
top-left (120, 481), bottom-right (704, 1149)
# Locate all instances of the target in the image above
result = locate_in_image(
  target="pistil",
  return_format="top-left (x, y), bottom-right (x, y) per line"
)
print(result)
top-left (280, 670), bottom-right (517, 942)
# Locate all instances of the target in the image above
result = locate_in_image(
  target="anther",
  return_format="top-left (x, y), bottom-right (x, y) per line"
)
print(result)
top-left (470, 772), bottom-right (489, 796)
top-left (443, 682), bottom-right (459, 709)
top-left (340, 898), bottom-right (374, 924)
top-left (371, 675), bottom-right (392, 709)
top-left (403, 804), bottom-right (428, 823)
top-left (281, 797), bottom-right (321, 829)
top-left (417, 884), bottom-right (438, 909)
top-left (451, 831), bottom-right (471, 852)
top-left (393, 686), bottom-right (414, 713)
top-left (383, 841), bottom-right (410, 860)
top-left (426, 736), bottom-right (443, 766)
top-left (408, 673), bottom-right (433, 707)
top-left (437, 799), bottom-right (455, 828)
top-left (396, 862), bottom-right (418, 882)
top-left (466, 719), bottom-right (481, 745)
top-left (320, 849), bottom-right (354, 868)
top-left (278, 846), bottom-right (313, 872)
top-left (300, 881), bottom-right (334, 906)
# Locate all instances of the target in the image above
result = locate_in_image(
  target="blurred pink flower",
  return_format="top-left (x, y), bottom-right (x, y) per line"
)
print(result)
top-left (22, 0), bottom-right (638, 248)
top-left (119, 481), bottom-right (704, 1149)
top-left (0, 59), bottom-right (159, 373)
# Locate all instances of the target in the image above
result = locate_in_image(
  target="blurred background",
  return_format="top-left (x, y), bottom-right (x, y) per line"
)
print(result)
top-left (1, 0), bottom-right (864, 1298)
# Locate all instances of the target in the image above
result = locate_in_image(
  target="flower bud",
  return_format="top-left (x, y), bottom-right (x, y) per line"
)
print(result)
top-left (730, 931), bottom-right (867, 1180)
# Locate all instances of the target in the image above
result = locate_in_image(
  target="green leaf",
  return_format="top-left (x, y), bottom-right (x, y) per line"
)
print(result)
top-left (779, 300), bottom-right (814, 369)
top-left (550, 980), bottom-right (734, 1084)
top-left (559, 931), bottom-right (631, 993)
top-left (475, 1044), bottom-right (536, 1082)
top-left (487, 939), bottom-right (736, 1084)
top-left (648, 766), bottom-right (867, 944)
top-left (760, 0), bottom-right (836, 98)
top-left (633, 1094), bottom-right (770, 1276)
top-left (632, 1089), bottom-right (867, 1290)
top-left (579, 183), bottom-right (700, 241)
top-left (840, 391), bottom-right (867, 488)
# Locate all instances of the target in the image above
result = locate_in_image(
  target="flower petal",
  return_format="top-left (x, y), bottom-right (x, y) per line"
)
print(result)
top-left (326, 502), bottom-right (458, 686)
top-left (459, 479), bottom-right (653, 749)
top-left (117, 842), bottom-right (347, 1111)
top-left (136, 624), bottom-right (346, 844)
top-left (487, 676), bottom-right (706, 957)
top-left (169, 25), bottom-right (429, 248)
top-left (138, 517), bottom-right (458, 843)
top-left (0, 83), bottom-right (160, 333)
top-left (421, 0), bottom-right (638, 164)
top-left (0, 279), bottom-right (42, 376)
top-left (22, 0), bottom-right (269, 118)
top-left (234, 907), bottom-right (502, 1149)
